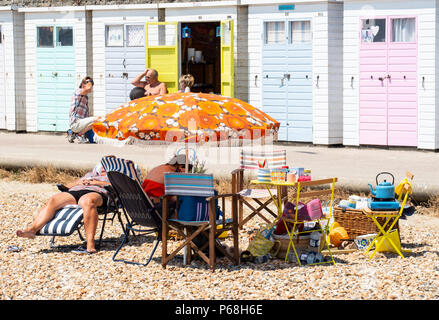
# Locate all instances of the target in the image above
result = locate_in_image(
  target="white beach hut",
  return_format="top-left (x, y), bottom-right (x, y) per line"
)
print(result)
top-left (245, 0), bottom-right (344, 144)
top-left (159, 0), bottom-right (242, 99)
top-left (88, 3), bottom-right (158, 116)
top-left (343, 0), bottom-right (439, 150)
top-left (0, 5), bottom-right (25, 132)
top-left (90, 1), bottom-right (244, 116)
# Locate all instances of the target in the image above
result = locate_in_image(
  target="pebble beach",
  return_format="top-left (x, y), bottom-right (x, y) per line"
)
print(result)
top-left (1, 180), bottom-right (439, 300)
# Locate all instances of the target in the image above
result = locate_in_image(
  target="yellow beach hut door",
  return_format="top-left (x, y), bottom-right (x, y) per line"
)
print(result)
top-left (220, 20), bottom-right (234, 97)
top-left (145, 22), bottom-right (179, 93)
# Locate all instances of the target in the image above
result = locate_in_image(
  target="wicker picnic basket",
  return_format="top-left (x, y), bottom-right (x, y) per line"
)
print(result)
top-left (333, 206), bottom-right (400, 239)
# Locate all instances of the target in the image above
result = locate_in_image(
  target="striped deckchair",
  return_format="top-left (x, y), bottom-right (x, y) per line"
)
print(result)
top-left (231, 149), bottom-right (288, 228)
top-left (38, 205), bottom-right (84, 237)
top-left (162, 173), bottom-right (240, 271)
top-left (239, 149), bottom-right (287, 170)
top-left (164, 173), bottom-right (215, 197)
top-left (101, 156), bottom-right (161, 266)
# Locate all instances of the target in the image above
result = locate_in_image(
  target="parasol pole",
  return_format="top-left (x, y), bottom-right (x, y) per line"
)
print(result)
top-left (185, 142), bottom-right (189, 173)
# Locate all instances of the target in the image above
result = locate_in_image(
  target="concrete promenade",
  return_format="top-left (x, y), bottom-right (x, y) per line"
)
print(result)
top-left (0, 131), bottom-right (438, 201)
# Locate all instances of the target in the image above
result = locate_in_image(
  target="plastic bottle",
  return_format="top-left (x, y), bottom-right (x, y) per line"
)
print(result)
top-left (306, 252), bottom-right (316, 265)
top-left (299, 252), bottom-right (309, 265)
top-left (309, 231), bottom-right (321, 248)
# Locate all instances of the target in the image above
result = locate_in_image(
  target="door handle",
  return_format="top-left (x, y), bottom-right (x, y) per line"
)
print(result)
top-left (122, 59), bottom-right (126, 69)
top-left (52, 72), bottom-right (58, 77)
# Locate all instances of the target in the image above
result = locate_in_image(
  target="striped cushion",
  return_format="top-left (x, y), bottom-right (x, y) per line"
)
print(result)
top-left (240, 150), bottom-right (287, 170)
top-left (38, 205), bottom-right (83, 236)
top-left (101, 156), bottom-right (143, 183)
top-left (164, 173), bottom-right (215, 197)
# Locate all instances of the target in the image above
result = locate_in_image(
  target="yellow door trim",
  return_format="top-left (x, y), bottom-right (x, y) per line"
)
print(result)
top-left (220, 19), bottom-right (234, 97)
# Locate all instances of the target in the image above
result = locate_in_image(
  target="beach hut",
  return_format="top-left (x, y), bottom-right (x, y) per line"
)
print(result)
top-left (245, 0), bottom-right (344, 144)
top-left (88, 3), bottom-right (158, 115)
top-left (343, 0), bottom-right (438, 150)
top-left (19, 6), bottom-right (90, 133)
top-left (0, 6), bottom-right (25, 132)
top-left (90, 1), bottom-right (243, 115)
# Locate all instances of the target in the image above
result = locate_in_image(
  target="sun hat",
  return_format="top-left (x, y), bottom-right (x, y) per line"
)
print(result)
top-left (167, 154), bottom-right (191, 166)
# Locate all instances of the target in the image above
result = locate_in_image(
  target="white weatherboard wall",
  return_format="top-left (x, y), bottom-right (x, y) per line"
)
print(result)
top-left (90, 5), bottom-right (158, 117)
top-left (20, 7), bottom-right (87, 132)
top-left (247, 1), bottom-right (344, 145)
top-left (163, 1), bottom-right (242, 99)
top-left (343, 0), bottom-right (437, 150)
top-left (0, 8), bottom-right (16, 131)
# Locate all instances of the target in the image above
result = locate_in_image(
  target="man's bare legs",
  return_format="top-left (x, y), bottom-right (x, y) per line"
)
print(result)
top-left (16, 192), bottom-right (77, 239)
top-left (78, 192), bottom-right (103, 253)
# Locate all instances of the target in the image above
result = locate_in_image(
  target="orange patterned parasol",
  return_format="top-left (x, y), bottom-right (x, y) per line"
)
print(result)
top-left (92, 92), bottom-right (280, 144)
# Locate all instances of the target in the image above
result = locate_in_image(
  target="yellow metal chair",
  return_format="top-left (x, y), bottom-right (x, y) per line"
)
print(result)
top-left (364, 172), bottom-right (414, 259)
top-left (282, 178), bottom-right (338, 266)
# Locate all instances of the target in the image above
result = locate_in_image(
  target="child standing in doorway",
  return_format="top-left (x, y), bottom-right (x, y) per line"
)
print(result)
top-left (178, 74), bottom-right (195, 93)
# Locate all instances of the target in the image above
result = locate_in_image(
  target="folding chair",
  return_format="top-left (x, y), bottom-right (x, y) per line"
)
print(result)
top-left (101, 156), bottom-right (162, 266)
top-left (283, 178), bottom-right (338, 266)
top-left (364, 172), bottom-right (414, 259)
top-left (161, 172), bottom-right (240, 271)
top-left (231, 149), bottom-right (287, 228)
top-left (36, 181), bottom-right (123, 250)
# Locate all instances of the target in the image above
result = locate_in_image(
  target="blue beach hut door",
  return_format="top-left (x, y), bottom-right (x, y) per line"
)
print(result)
top-left (261, 19), bottom-right (313, 142)
top-left (0, 25), bottom-right (6, 129)
top-left (37, 26), bottom-right (75, 132)
top-left (105, 24), bottom-right (146, 113)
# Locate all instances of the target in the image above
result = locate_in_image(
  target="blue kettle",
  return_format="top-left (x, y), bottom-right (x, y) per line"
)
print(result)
top-left (368, 172), bottom-right (395, 199)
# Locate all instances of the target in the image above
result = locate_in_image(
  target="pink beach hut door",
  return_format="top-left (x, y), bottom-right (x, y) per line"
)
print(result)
top-left (359, 17), bottom-right (417, 147)
top-left (359, 18), bottom-right (388, 146)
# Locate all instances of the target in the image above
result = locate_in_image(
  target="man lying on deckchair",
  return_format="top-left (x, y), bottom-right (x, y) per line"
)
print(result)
top-left (16, 163), bottom-right (111, 254)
